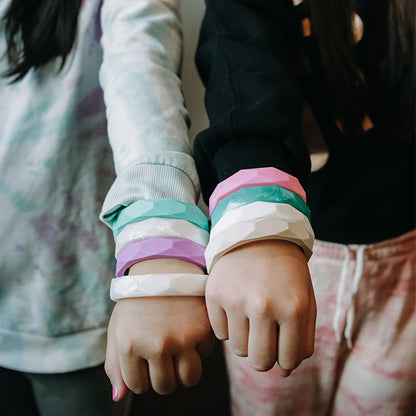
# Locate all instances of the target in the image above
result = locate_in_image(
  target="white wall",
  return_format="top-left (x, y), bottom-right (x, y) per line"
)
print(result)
top-left (180, 0), bottom-right (209, 142)
top-left (179, 0), bottom-right (209, 210)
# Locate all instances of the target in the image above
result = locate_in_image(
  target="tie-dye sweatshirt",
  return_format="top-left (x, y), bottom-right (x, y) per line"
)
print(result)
top-left (0, 0), bottom-right (200, 373)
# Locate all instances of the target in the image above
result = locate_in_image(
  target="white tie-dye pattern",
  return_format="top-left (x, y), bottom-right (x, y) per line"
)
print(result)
top-left (99, 0), bottom-right (200, 225)
top-left (0, 0), bottom-right (198, 372)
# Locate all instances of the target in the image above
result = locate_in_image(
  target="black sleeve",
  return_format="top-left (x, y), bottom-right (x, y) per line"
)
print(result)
top-left (193, 0), bottom-right (312, 203)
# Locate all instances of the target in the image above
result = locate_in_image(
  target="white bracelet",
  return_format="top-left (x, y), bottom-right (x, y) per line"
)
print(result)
top-left (110, 273), bottom-right (208, 301)
top-left (211, 200), bottom-right (309, 237)
top-left (115, 217), bottom-right (209, 257)
top-left (205, 202), bottom-right (314, 272)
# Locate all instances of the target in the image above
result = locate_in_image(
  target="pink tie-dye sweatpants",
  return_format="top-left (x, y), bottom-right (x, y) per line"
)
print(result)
top-left (224, 230), bottom-right (416, 416)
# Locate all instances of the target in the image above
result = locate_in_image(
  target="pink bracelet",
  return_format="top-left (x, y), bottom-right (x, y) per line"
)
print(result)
top-left (116, 237), bottom-right (206, 277)
top-left (209, 167), bottom-right (307, 216)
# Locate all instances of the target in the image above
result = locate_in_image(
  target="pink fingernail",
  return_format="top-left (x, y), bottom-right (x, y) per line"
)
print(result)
top-left (112, 386), bottom-right (118, 401)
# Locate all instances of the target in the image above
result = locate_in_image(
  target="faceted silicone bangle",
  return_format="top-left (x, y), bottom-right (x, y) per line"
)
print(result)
top-left (110, 273), bottom-right (209, 300)
top-left (206, 202), bottom-right (314, 272)
top-left (116, 237), bottom-right (207, 277)
top-left (209, 167), bottom-right (307, 216)
top-left (211, 185), bottom-right (311, 227)
top-left (211, 200), bottom-right (311, 237)
top-left (206, 216), bottom-right (314, 272)
top-left (115, 217), bottom-right (209, 257)
top-left (112, 199), bottom-right (209, 239)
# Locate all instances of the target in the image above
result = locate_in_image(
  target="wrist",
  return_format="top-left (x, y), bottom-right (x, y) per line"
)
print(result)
top-left (128, 258), bottom-right (204, 275)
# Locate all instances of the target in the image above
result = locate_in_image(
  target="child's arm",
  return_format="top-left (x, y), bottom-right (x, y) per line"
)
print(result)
top-left (105, 259), bottom-right (214, 399)
top-left (98, 0), bottom-right (212, 396)
top-left (194, 0), bottom-right (316, 373)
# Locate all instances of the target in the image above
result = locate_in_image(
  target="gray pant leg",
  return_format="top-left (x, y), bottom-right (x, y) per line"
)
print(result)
top-left (0, 366), bottom-right (39, 416)
top-left (25, 364), bottom-right (130, 416)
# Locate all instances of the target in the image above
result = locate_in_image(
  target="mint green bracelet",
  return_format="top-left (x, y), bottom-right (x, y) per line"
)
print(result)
top-left (112, 199), bottom-right (209, 239)
top-left (211, 185), bottom-right (311, 227)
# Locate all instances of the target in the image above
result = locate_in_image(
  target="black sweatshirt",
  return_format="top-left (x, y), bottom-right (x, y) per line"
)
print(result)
top-left (193, 0), bottom-right (415, 245)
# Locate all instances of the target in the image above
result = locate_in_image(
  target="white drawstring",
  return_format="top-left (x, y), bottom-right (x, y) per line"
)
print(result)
top-left (344, 244), bottom-right (366, 349)
top-left (332, 244), bottom-right (367, 348)
top-left (332, 245), bottom-right (351, 343)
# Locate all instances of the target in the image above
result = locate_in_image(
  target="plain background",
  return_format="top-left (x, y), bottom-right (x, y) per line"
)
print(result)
top-left (181, 0), bottom-right (209, 145)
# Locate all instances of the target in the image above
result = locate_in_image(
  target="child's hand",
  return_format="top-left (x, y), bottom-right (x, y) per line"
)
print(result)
top-left (105, 259), bottom-right (214, 400)
top-left (206, 239), bottom-right (316, 376)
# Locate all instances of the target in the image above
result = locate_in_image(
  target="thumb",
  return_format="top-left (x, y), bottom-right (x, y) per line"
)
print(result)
top-left (105, 313), bottom-right (129, 402)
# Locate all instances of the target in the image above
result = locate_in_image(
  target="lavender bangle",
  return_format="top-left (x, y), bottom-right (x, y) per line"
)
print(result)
top-left (116, 237), bottom-right (206, 277)
top-left (115, 217), bottom-right (209, 257)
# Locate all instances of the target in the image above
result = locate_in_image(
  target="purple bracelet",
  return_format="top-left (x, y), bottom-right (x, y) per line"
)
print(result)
top-left (116, 237), bottom-right (207, 276)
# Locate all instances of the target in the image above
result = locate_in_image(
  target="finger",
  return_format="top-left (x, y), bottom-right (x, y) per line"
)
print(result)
top-left (105, 316), bottom-right (129, 401)
top-left (118, 352), bottom-right (150, 395)
top-left (275, 328), bottom-right (292, 377)
top-left (227, 314), bottom-right (249, 357)
top-left (247, 318), bottom-right (277, 372)
top-left (305, 293), bottom-right (317, 358)
top-left (175, 350), bottom-right (203, 387)
top-left (277, 319), bottom-right (303, 372)
top-left (206, 303), bottom-right (229, 340)
top-left (148, 355), bottom-right (177, 395)
top-left (205, 279), bottom-right (229, 340)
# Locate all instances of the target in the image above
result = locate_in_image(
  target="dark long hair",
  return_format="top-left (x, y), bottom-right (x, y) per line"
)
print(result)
top-left (2, 0), bottom-right (415, 132)
top-left (308, 0), bottom-right (415, 136)
top-left (3, 0), bottom-right (82, 82)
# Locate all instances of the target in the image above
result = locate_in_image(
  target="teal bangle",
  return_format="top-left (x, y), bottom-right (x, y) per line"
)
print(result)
top-left (112, 199), bottom-right (209, 239)
top-left (211, 185), bottom-right (311, 227)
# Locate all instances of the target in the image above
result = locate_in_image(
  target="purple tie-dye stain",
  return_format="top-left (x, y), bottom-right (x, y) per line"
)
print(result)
top-left (30, 213), bottom-right (100, 267)
top-left (78, 119), bottom-right (107, 141)
top-left (67, 75), bottom-right (83, 91)
top-left (14, 244), bottom-right (25, 252)
top-left (62, 190), bottom-right (82, 210)
top-left (93, 4), bottom-right (103, 43)
top-left (76, 87), bottom-right (105, 122)
top-left (35, 265), bottom-right (48, 278)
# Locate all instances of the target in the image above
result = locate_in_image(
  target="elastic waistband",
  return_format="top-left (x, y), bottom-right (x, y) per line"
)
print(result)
top-left (313, 229), bottom-right (416, 261)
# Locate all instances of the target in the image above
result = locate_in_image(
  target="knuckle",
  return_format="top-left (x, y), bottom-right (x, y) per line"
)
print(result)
top-left (250, 297), bottom-right (274, 318)
top-left (205, 282), bottom-right (223, 304)
top-left (151, 336), bottom-right (172, 355)
top-left (118, 338), bottom-right (135, 357)
top-left (227, 295), bottom-right (246, 312)
top-left (174, 331), bottom-right (201, 350)
top-left (284, 296), bottom-right (308, 320)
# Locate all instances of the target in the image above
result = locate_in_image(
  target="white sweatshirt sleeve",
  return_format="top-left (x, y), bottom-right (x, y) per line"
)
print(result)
top-left (99, 0), bottom-right (200, 226)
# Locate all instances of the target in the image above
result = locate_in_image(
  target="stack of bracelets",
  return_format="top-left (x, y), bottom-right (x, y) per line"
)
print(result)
top-left (109, 167), bottom-right (313, 301)
top-left (109, 199), bottom-right (209, 301)
top-left (205, 167), bottom-right (314, 273)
